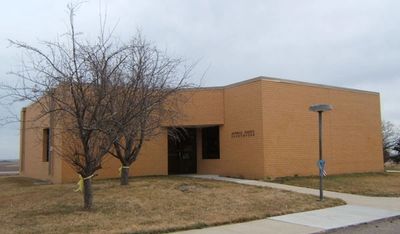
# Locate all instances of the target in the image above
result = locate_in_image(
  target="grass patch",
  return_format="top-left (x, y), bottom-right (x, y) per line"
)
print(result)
top-left (269, 172), bottom-right (400, 197)
top-left (0, 175), bottom-right (344, 233)
top-left (385, 163), bottom-right (400, 171)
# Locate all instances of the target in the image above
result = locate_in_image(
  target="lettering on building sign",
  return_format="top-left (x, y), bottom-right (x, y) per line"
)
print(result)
top-left (231, 130), bottom-right (255, 138)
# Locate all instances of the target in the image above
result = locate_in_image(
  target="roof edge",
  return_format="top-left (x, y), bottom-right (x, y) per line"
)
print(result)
top-left (192, 76), bottom-right (379, 95)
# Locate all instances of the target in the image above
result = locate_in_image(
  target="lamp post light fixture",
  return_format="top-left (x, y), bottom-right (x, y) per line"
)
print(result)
top-left (309, 104), bottom-right (333, 201)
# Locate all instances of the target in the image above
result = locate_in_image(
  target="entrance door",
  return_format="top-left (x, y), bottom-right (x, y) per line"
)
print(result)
top-left (168, 128), bottom-right (197, 174)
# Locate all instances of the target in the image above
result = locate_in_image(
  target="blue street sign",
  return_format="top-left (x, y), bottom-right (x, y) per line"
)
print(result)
top-left (317, 159), bottom-right (325, 170)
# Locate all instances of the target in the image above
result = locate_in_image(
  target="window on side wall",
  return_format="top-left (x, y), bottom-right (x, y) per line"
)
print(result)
top-left (42, 128), bottom-right (50, 162)
top-left (202, 126), bottom-right (220, 159)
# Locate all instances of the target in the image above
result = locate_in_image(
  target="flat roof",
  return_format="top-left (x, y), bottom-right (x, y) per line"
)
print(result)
top-left (193, 76), bottom-right (379, 95)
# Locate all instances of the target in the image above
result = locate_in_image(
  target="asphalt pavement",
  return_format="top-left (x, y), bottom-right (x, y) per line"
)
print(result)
top-left (323, 216), bottom-right (400, 234)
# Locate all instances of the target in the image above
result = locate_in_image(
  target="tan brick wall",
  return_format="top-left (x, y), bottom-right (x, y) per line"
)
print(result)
top-left (20, 77), bottom-right (384, 183)
top-left (174, 89), bottom-right (224, 126)
top-left (21, 101), bottom-right (168, 184)
top-left (61, 130), bottom-right (168, 183)
top-left (19, 102), bottom-right (63, 183)
top-left (197, 81), bottom-right (265, 179)
top-left (196, 127), bottom-right (224, 174)
top-left (59, 88), bottom-right (224, 183)
top-left (261, 80), bottom-right (383, 178)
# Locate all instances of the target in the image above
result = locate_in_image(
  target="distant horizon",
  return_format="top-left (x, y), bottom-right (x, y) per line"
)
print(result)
top-left (0, 159), bottom-right (19, 162)
top-left (0, 155), bottom-right (19, 160)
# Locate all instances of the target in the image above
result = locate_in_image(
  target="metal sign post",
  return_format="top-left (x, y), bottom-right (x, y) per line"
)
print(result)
top-left (318, 110), bottom-right (324, 200)
top-left (309, 104), bottom-right (332, 201)
top-left (318, 159), bottom-right (325, 200)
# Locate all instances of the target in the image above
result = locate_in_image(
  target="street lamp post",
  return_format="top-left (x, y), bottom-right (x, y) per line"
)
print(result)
top-left (309, 104), bottom-right (333, 201)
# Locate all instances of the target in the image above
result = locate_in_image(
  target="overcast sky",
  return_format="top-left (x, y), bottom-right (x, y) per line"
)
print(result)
top-left (0, 0), bottom-right (399, 160)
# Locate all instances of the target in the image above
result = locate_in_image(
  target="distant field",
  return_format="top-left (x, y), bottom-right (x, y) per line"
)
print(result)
top-left (0, 160), bottom-right (19, 172)
top-left (385, 163), bottom-right (400, 171)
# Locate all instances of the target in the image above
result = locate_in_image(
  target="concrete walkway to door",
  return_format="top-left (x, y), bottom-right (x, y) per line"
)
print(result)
top-left (173, 174), bottom-right (400, 234)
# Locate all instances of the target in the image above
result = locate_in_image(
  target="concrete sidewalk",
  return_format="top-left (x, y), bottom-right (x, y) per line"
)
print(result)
top-left (174, 174), bottom-right (400, 234)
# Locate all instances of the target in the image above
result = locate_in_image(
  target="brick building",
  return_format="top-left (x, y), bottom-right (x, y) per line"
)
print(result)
top-left (19, 77), bottom-right (384, 183)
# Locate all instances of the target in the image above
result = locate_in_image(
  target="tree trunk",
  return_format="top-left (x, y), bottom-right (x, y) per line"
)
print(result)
top-left (120, 167), bottom-right (130, 185)
top-left (83, 178), bottom-right (93, 210)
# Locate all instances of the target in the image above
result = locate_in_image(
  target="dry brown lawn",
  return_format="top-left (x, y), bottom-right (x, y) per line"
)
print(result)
top-left (0, 176), bottom-right (344, 234)
top-left (270, 172), bottom-right (400, 197)
top-left (385, 163), bottom-right (400, 171)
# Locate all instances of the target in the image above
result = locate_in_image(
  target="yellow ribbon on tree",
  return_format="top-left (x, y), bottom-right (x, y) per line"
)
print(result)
top-left (74, 174), bottom-right (95, 192)
top-left (119, 166), bottom-right (130, 176)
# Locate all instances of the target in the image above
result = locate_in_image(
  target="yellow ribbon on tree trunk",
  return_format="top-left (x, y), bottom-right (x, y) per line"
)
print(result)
top-left (119, 166), bottom-right (130, 176)
top-left (74, 174), bottom-right (95, 192)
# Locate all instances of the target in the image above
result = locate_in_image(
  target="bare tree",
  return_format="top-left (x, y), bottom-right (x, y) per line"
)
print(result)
top-left (382, 120), bottom-right (399, 162)
top-left (392, 138), bottom-right (400, 163)
top-left (108, 35), bottom-right (191, 185)
top-left (2, 4), bottom-right (129, 209)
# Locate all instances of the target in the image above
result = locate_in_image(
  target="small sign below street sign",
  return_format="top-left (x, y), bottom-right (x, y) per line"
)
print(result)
top-left (317, 159), bottom-right (325, 170)
top-left (317, 159), bottom-right (327, 177)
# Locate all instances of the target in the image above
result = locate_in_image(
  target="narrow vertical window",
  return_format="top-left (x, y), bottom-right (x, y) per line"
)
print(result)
top-left (43, 128), bottom-right (50, 162)
top-left (202, 126), bottom-right (220, 159)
